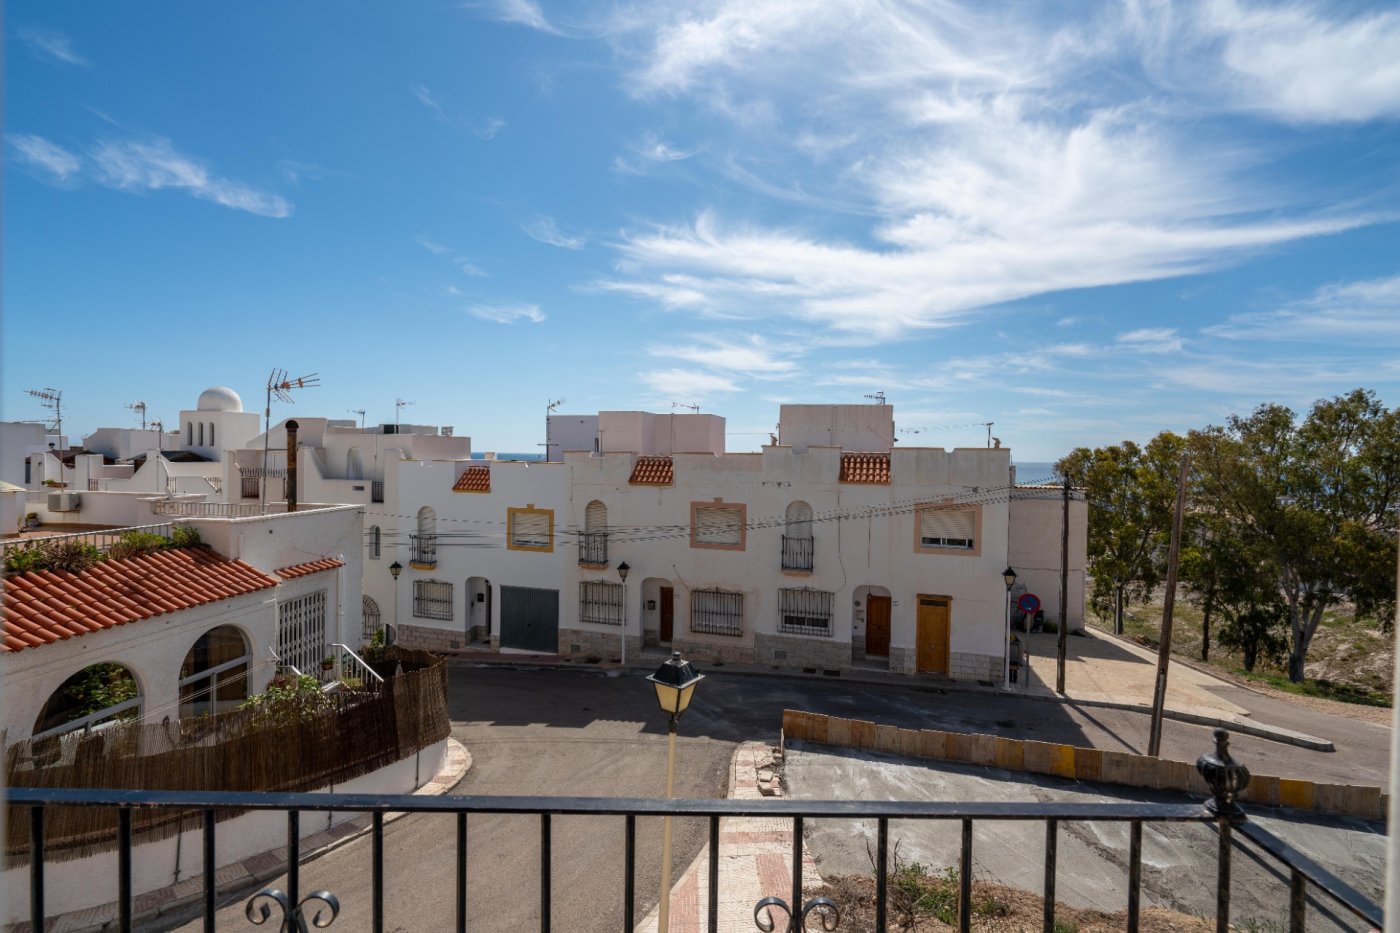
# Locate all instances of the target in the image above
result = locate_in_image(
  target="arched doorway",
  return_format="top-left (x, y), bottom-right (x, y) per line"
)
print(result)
top-left (179, 626), bottom-right (251, 719)
top-left (363, 594), bottom-right (383, 642)
top-left (466, 576), bottom-right (492, 644)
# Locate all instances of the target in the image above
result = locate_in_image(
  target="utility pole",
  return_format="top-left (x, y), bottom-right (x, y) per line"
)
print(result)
top-left (1147, 453), bottom-right (1190, 757)
top-left (1056, 476), bottom-right (1070, 693)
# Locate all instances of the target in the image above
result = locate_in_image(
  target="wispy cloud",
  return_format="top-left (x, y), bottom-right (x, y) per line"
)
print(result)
top-left (89, 138), bottom-right (291, 217)
top-left (470, 303), bottom-right (545, 323)
top-left (1205, 275), bottom-right (1400, 341)
top-left (412, 84), bottom-right (447, 122)
top-left (18, 26), bottom-right (89, 66)
top-left (647, 333), bottom-right (798, 378)
top-left (1116, 328), bottom-right (1183, 353)
top-left (484, 0), bottom-right (563, 35)
top-left (472, 118), bottom-right (506, 140)
top-left (417, 235), bottom-right (451, 255)
top-left (639, 368), bottom-right (740, 398)
top-left (522, 215), bottom-right (585, 249)
top-left (459, 261), bottom-right (489, 277)
top-left (9, 133), bottom-right (81, 181)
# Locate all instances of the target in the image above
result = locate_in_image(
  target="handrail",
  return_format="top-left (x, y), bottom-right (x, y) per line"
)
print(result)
top-left (1236, 820), bottom-right (1383, 928)
top-left (331, 642), bottom-right (385, 684)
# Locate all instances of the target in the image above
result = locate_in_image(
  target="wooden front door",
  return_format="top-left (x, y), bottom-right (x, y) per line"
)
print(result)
top-left (659, 586), bottom-right (674, 642)
top-left (916, 596), bottom-right (951, 674)
top-left (865, 595), bottom-right (891, 657)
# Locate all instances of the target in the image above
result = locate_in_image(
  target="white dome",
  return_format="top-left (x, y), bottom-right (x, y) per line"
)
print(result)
top-left (197, 386), bottom-right (243, 412)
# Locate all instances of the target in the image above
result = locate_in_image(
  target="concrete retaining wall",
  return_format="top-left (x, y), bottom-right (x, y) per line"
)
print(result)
top-left (782, 709), bottom-right (1387, 822)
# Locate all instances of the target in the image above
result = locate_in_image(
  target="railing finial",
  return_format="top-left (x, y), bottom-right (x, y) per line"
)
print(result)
top-left (1196, 728), bottom-right (1250, 822)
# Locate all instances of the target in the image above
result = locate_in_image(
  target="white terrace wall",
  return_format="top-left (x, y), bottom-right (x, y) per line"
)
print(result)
top-left (1008, 490), bottom-right (1088, 631)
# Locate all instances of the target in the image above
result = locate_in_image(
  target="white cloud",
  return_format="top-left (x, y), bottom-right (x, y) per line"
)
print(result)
top-left (472, 118), bottom-right (506, 140)
top-left (647, 333), bottom-right (798, 376)
top-left (459, 261), bottom-right (489, 277)
top-left (639, 367), bottom-right (740, 398)
top-left (470, 303), bottom-right (545, 323)
top-left (1206, 275), bottom-right (1400, 341)
top-left (417, 235), bottom-right (451, 255)
top-left (9, 133), bottom-right (81, 181)
top-left (89, 138), bottom-right (291, 217)
top-left (485, 0), bottom-right (563, 35)
top-left (412, 84), bottom-right (449, 123)
top-left (18, 27), bottom-right (89, 66)
top-left (1117, 328), bottom-right (1184, 353)
top-left (521, 215), bottom-right (585, 249)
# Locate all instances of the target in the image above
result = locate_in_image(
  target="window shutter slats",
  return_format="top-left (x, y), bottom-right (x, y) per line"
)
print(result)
top-left (695, 506), bottom-right (742, 545)
top-left (920, 509), bottom-right (974, 540)
top-left (585, 501), bottom-right (607, 533)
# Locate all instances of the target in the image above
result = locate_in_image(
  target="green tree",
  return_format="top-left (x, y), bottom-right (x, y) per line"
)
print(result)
top-left (1056, 432), bottom-right (1186, 630)
top-left (1217, 602), bottom-right (1289, 673)
top-left (1191, 390), bottom-right (1399, 682)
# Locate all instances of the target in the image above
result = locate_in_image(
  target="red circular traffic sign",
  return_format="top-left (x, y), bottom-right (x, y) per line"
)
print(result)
top-left (1017, 593), bottom-right (1040, 613)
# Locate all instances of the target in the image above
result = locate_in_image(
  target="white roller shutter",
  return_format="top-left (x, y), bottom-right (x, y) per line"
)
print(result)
top-left (920, 508), bottom-right (975, 546)
top-left (586, 500), bottom-right (608, 533)
top-left (695, 506), bottom-right (742, 545)
top-left (512, 510), bottom-right (552, 548)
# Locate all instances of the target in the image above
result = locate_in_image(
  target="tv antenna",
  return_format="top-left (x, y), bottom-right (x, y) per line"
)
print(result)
top-left (983, 422), bottom-right (994, 447)
top-left (671, 402), bottom-right (700, 413)
top-left (395, 398), bottom-right (414, 428)
top-left (261, 369), bottom-right (320, 513)
top-left (541, 398), bottom-right (566, 459)
top-left (127, 401), bottom-right (148, 430)
top-left (26, 387), bottom-right (63, 434)
top-left (349, 409), bottom-right (366, 428)
top-left (864, 391), bottom-right (887, 405)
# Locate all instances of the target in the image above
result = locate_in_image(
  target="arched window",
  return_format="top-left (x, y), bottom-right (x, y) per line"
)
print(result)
top-left (179, 626), bottom-right (250, 719)
top-left (208, 423), bottom-right (215, 447)
top-left (417, 506), bottom-right (436, 537)
top-left (33, 663), bottom-right (141, 740)
top-left (783, 501), bottom-right (814, 571)
top-left (413, 506), bottom-right (438, 566)
top-left (186, 422), bottom-right (193, 446)
top-left (583, 500), bottom-right (608, 564)
top-left (347, 447), bottom-right (363, 480)
top-left (362, 594), bottom-right (382, 642)
top-left (370, 525), bottom-right (381, 559)
top-left (198, 423), bottom-right (205, 446)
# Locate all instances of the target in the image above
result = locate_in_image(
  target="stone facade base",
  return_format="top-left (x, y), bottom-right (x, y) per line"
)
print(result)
top-left (950, 651), bottom-right (999, 682)
top-left (889, 646), bottom-right (917, 675)
top-left (754, 632), bottom-right (851, 670)
top-left (396, 623), bottom-right (466, 653)
top-left (558, 627), bottom-right (641, 660)
top-left (670, 638), bottom-right (755, 666)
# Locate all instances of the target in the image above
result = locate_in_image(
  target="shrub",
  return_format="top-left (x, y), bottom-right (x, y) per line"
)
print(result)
top-left (238, 673), bottom-right (332, 724)
top-left (171, 525), bottom-right (202, 548)
top-left (107, 530), bottom-right (170, 560)
top-left (4, 538), bottom-right (102, 574)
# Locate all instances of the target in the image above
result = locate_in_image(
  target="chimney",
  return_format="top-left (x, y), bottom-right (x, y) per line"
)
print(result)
top-left (286, 420), bottom-right (299, 512)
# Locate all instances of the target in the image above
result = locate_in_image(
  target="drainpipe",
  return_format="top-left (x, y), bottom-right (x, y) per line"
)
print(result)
top-left (286, 420), bottom-right (299, 512)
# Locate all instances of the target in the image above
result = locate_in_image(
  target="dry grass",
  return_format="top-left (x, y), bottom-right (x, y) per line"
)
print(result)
top-left (817, 873), bottom-right (1214, 933)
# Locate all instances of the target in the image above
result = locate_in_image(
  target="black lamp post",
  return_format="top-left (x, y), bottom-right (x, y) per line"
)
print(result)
top-left (646, 651), bottom-right (703, 933)
top-left (389, 561), bottom-right (403, 645)
top-left (1002, 566), bottom-right (1017, 687)
top-left (617, 561), bottom-right (630, 666)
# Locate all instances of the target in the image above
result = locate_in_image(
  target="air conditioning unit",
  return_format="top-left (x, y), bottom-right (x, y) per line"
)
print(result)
top-left (48, 492), bottom-right (81, 512)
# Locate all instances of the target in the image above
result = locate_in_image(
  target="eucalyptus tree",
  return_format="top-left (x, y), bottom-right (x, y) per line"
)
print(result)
top-left (1190, 390), bottom-right (1399, 682)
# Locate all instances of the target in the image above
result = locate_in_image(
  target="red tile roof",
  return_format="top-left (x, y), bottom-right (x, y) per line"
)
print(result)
top-left (275, 558), bottom-right (345, 580)
top-left (453, 465), bottom-right (491, 493)
top-left (2, 549), bottom-right (277, 653)
top-left (629, 456), bottom-right (674, 486)
top-left (840, 452), bottom-right (891, 484)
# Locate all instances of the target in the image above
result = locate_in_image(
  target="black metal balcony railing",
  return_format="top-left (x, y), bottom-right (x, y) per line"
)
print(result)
top-left (578, 531), bottom-right (608, 565)
top-left (409, 534), bottom-right (437, 567)
top-left (781, 535), bottom-right (814, 571)
top-left (7, 731), bottom-right (1381, 933)
top-left (371, 481), bottom-right (384, 503)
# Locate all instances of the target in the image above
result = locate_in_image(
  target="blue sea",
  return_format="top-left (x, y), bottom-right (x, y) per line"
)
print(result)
top-left (1014, 461), bottom-right (1061, 484)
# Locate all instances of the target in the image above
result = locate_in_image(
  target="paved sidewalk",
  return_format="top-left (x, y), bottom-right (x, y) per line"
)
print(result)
top-left (635, 742), bottom-right (818, 933)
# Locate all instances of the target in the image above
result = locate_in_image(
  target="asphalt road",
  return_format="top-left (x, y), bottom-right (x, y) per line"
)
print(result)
top-left (167, 662), bottom-right (1390, 931)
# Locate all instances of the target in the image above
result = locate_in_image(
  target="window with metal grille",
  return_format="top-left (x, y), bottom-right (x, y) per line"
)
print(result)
top-left (580, 580), bottom-right (624, 626)
top-left (692, 505), bottom-right (744, 548)
top-left (277, 589), bottom-right (327, 675)
top-left (362, 595), bottom-right (382, 641)
top-left (918, 507), bottom-right (976, 549)
top-left (413, 579), bottom-right (454, 621)
top-left (690, 589), bottom-right (743, 636)
top-left (508, 507), bottom-right (553, 551)
top-left (778, 587), bottom-right (833, 636)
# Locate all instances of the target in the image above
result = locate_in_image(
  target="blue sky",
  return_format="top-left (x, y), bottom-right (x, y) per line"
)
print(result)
top-left (6, 1), bottom-right (1399, 461)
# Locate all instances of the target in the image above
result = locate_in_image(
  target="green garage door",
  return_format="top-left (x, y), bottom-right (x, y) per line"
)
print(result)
top-left (500, 585), bottom-right (559, 654)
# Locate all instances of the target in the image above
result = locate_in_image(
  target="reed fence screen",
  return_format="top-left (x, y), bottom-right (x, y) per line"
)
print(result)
top-left (5, 648), bottom-right (450, 865)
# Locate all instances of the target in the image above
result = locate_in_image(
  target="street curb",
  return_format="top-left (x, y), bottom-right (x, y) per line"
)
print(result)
top-left (19, 739), bottom-right (472, 933)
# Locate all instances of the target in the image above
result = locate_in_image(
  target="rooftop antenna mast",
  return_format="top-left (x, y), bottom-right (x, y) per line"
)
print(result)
top-left (668, 402), bottom-right (699, 454)
top-left (349, 409), bottom-right (366, 429)
top-left (543, 398), bottom-right (566, 461)
top-left (127, 401), bottom-right (148, 430)
top-left (26, 387), bottom-right (63, 435)
top-left (983, 422), bottom-right (994, 448)
top-left (864, 391), bottom-right (887, 405)
top-left (262, 369), bottom-right (320, 514)
top-left (395, 398), bottom-right (414, 429)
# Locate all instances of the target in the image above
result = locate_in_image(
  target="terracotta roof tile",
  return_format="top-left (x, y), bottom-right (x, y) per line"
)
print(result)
top-left (840, 452), bottom-right (891, 484)
top-left (2, 549), bottom-right (278, 653)
top-left (275, 558), bottom-right (345, 580)
top-left (453, 465), bottom-right (491, 493)
top-left (629, 456), bottom-right (674, 486)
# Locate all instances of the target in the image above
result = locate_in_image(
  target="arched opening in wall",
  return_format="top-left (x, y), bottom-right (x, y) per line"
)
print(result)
top-left (186, 422), bottom-right (193, 446)
top-left (369, 525), bottom-right (381, 559)
top-left (179, 626), bottom-right (251, 719)
top-left (783, 501), bottom-right (814, 571)
top-left (413, 506), bottom-right (437, 565)
top-left (347, 447), bottom-right (363, 480)
top-left (466, 576), bottom-right (492, 643)
top-left (33, 663), bottom-right (142, 742)
top-left (362, 594), bottom-right (382, 642)
top-left (583, 499), bottom-right (608, 564)
top-left (198, 423), bottom-right (205, 446)
top-left (208, 423), bottom-right (215, 447)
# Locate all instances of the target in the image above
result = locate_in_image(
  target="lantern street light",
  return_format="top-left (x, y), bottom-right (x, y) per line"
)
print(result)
top-left (617, 561), bottom-right (631, 666)
top-left (1002, 566), bottom-right (1017, 687)
top-left (646, 651), bottom-right (704, 933)
top-left (389, 561), bottom-right (403, 646)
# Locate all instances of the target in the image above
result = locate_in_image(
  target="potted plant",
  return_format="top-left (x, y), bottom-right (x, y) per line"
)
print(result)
top-left (23, 512), bottom-right (39, 530)
top-left (320, 655), bottom-right (336, 672)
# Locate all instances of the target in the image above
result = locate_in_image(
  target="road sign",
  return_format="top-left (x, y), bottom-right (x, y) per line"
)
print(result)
top-left (1017, 593), bottom-right (1041, 614)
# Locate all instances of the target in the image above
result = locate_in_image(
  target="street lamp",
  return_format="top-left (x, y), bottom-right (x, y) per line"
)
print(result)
top-left (617, 561), bottom-right (631, 666)
top-left (1002, 566), bottom-right (1017, 687)
top-left (646, 651), bottom-right (704, 933)
top-left (389, 561), bottom-right (403, 646)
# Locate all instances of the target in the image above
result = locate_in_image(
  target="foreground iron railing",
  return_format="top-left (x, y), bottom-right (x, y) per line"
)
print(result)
top-left (7, 731), bottom-right (1381, 933)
